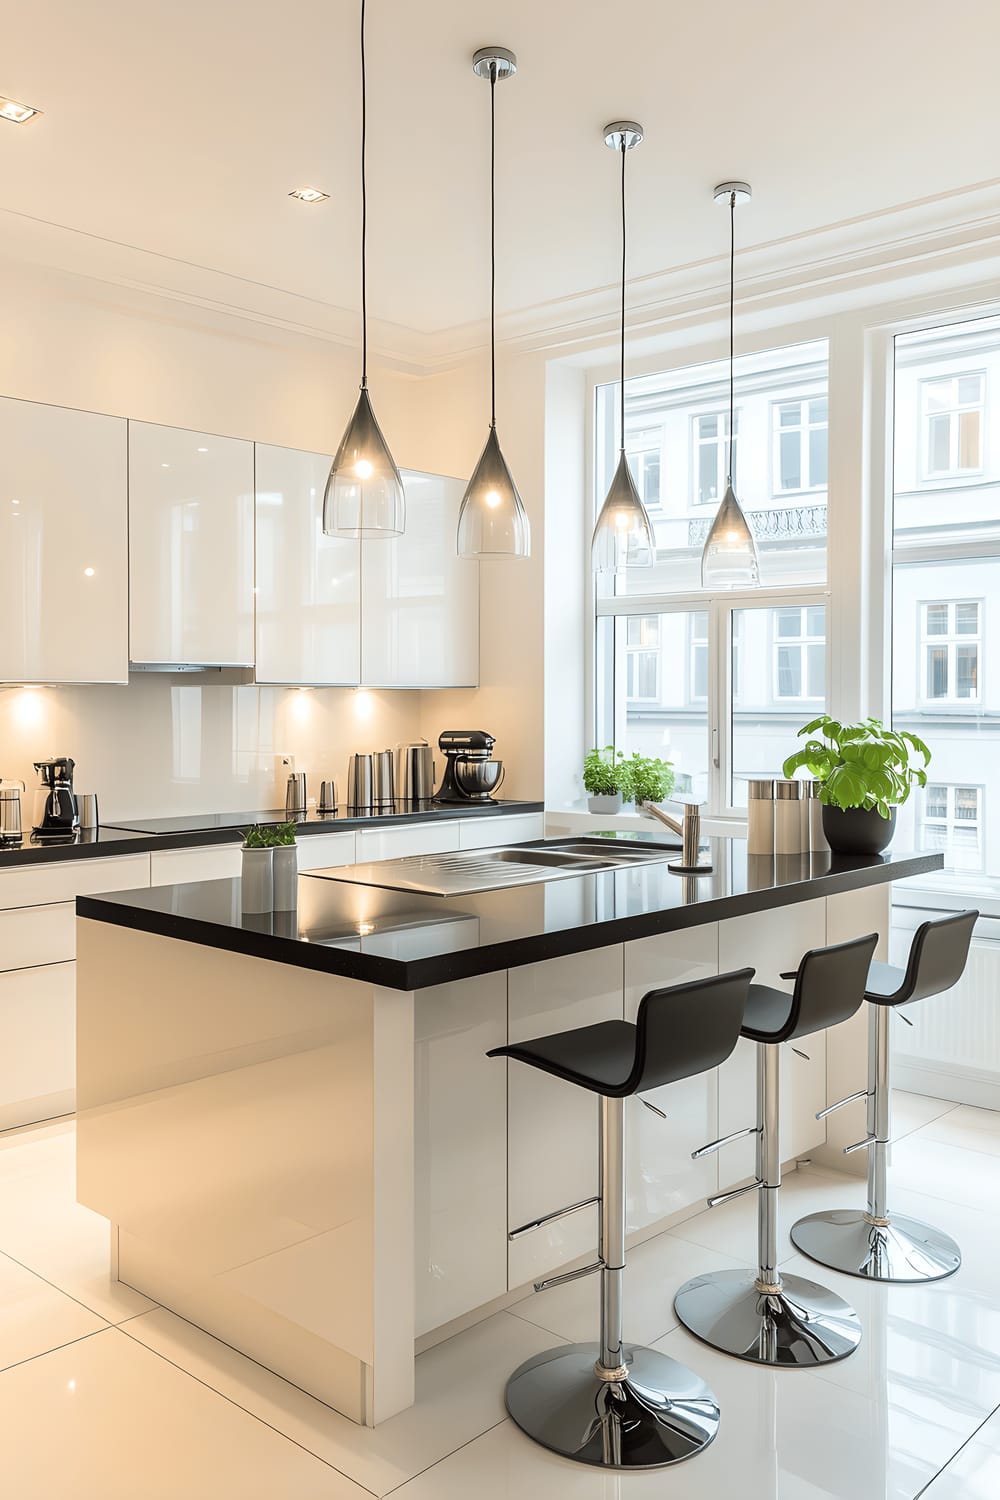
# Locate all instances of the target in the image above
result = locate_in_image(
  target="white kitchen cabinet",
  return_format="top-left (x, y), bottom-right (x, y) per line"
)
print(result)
top-left (0, 853), bottom-right (151, 912)
top-left (254, 444), bottom-right (361, 685)
top-left (150, 844), bottom-right (243, 886)
top-left (361, 470), bottom-right (478, 688)
top-left (415, 973), bottom-right (507, 1336)
top-left (295, 832), bottom-right (356, 872)
top-left (355, 821), bottom-right (461, 864)
top-left (128, 422), bottom-right (254, 666)
top-left (458, 813), bottom-right (544, 850)
top-left (507, 945), bottom-right (624, 1289)
top-left (0, 902), bottom-right (76, 971)
top-left (0, 397), bottom-right (127, 683)
top-left (0, 962), bottom-right (76, 1131)
top-left (624, 926), bottom-right (721, 1234)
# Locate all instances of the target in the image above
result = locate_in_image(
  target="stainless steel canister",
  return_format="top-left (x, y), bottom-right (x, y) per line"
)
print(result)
top-left (346, 753), bottom-right (374, 814)
top-left (0, 779), bottom-right (25, 842)
top-left (746, 778), bottom-right (775, 856)
top-left (806, 781), bottom-right (829, 853)
top-left (397, 741), bottom-right (434, 804)
top-left (285, 772), bottom-right (307, 816)
top-left (77, 793), bottom-right (99, 831)
top-left (773, 778), bottom-right (805, 855)
top-left (318, 780), bottom-right (337, 814)
top-left (373, 750), bottom-right (395, 809)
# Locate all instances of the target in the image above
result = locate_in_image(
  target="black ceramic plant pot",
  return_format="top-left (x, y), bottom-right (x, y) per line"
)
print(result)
top-left (822, 804), bottom-right (897, 856)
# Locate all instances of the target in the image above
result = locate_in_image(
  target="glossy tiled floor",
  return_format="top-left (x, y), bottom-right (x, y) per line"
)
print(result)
top-left (2, 1093), bottom-right (1000, 1497)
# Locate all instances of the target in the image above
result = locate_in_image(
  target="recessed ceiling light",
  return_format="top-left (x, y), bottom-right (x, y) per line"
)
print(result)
top-left (0, 96), bottom-right (42, 125)
top-left (289, 186), bottom-right (329, 203)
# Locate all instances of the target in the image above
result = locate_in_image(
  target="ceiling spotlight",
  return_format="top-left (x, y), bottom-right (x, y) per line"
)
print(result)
top-left (0, 97), bottom-right (41, 125)
top-left (289, 186), bottom-right (329, 203)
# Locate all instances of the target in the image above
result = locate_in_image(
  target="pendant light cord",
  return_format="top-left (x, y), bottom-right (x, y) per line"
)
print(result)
top-left (360, 0), bottom-right (368, 388)
top-left (619, 133), bottom-right (627, 452)
top-left (727, 188), bottom-right (735, 481)
top-left (489, 65), bottom-right (497, 427)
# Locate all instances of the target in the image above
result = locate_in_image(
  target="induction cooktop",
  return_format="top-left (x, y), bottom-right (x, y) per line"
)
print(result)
top-left (103, 804), bottom-right (435, 835)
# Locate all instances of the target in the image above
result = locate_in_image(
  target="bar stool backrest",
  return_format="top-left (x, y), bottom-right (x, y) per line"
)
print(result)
top-left (785, 932), bottom-right (880, 1042)
top-left (893, 909), bottom-right (978, 1006)
top-left (631, 968), bottom-right (753, 1095)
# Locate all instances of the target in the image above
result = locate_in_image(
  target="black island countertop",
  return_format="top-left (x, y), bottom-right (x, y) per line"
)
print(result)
top-left (0, 798), bottom-right (543, 867)
top-left (76, 836), bottom-right (943, 991)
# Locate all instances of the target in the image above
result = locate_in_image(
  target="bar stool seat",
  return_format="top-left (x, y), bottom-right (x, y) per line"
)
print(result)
top-left (674, 932), bottom-right (878, 1368)
top-left (791, 909), bottom-right (978, 1283)
top-left (487, 967), bottom-right (753, 1471)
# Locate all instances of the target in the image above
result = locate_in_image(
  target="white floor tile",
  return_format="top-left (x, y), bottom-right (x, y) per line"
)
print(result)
top-left (0, 1250), bottom-right (106, 1372)
top-left (668, 1163), bottom-right (861, 1265)
top-left (508, 1228), bottom-right (743, 1346)
top-left (919, 1102), bottom-right (1000, 1157)
top-left (891, 1089), bottom-right (959, 1139)
top-left (922, 1408), bottom-right (1000, 1498)
top-left (890, 1135), bottom-right (1000, 1214)
top-left (0, 1327), bottom-right (369, 1499)
top-left (124, 1304), bottom-right (560, 1497)
top-left (0, 1121), bottom-right (154, 1322)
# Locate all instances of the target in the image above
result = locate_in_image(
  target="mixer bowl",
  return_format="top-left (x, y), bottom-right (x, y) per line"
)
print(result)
top-left (454, 757), bottom-right (504, 797)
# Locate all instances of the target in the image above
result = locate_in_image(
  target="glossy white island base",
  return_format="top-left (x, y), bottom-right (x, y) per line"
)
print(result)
top-left (76, 883), bottom-right (889, 1427)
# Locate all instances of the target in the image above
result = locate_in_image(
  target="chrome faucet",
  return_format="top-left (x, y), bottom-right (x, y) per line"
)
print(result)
top-left (642, 800), bottom-right (710, 873)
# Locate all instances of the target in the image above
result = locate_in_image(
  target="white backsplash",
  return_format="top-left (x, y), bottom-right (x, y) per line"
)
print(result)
top-left (0, 677), bottom-right (426, 820)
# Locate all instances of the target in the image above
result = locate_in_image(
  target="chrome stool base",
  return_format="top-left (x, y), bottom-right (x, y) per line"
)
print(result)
top-left (790, 1208), bottom-right (961, 1283)
top-left (673, 1268), bottom-right (862, 1367)
top-left (504, 1341), bottom-right (721, 1470)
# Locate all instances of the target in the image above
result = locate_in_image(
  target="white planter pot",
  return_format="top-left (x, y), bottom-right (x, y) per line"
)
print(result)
top-left (241, 846), bottom-right (273, 914)
top-left (587, 792), bottom-right (623, 815)
top-left (273, 843), bottom-right (298, 911)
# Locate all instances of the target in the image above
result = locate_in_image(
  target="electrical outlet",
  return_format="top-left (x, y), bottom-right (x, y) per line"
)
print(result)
top-left (274, 753), bottom-right (295, 806)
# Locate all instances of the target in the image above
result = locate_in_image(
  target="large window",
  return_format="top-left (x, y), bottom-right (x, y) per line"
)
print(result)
top-left (919, 783), bottom-right (984, 872)
top-left (920, 600), bottom-right (981, 703)
top-left (921, 373), bottom-right (984, 479)
top-left (595, 340), bottom-right (830, 813)
top-left (772, 397), bottom-right (828, 494)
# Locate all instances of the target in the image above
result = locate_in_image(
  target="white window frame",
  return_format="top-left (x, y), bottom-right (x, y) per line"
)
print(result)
top-left (771, 605), bottom-right (827, 703)
top-left (771, 396), bottom-right (829, 496)
top-left (691, 410), bottom-right (737, 507)
top-left (919, 782), bottom-right (985, 873)
top-left (918, 597), bottom-right (982, 705)
top-left (919, 370), bottom-right (986, 481)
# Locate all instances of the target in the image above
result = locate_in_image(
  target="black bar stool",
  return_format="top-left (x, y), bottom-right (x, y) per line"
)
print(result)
top-left (791, 909), bottom-right (978, 1283)
top-left (487, 967), bottom-right (753, 1471)
top-left (674, 932), bottom-right (878, 1367)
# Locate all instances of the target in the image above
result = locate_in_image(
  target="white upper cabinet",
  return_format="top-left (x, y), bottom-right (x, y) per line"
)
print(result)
top-left (0, 397), bottom-right (128, 683)
top-left (254, 444), bottom-right (361, 686)
top-left (128, 422), bottom-right (254, 666)
top-left (361, 470), bottom-right (479, 688)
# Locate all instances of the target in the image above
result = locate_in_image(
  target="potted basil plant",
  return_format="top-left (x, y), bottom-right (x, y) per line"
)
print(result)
top-left (622, 752), bottom-right (676, 811)
top-left (782, 715), bottom-right (931, 855)
top-left (583, 746), bottom-right (627, 814)
top-left (241, 824), bottom-right (274, 913)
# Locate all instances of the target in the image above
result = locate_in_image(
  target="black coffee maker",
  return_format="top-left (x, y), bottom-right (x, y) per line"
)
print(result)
top-left (434, 731), bottom-right (505, 805)
top-left (32, 757), bottom-right (79, 835)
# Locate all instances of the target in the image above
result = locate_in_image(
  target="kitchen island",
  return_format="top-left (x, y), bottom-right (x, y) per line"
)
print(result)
top-left (75, 836), bottom-right (940, 1425)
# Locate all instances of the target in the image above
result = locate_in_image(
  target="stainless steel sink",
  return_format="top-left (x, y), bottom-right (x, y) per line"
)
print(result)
top-left (308, 836), bottom-right (681, 897)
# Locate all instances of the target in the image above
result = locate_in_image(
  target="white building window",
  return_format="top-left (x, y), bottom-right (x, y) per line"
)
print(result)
top-left (626, 447), bottom-right (662, 514)
top-left (689, 614), bottom-right (708, 701)
top-left (772, 397), bottom-right (828, 493)
top-left (773, 606), bottom-right (825, 700)
top-left (693, 412), bottom-right (737, 506)
top-left (921, 373), bottom-right (984, 479)
top-left (920, 599), bottom-right (981, 702)
top-left (920, 783), bottom-right (984, 872)
top-left (626, 615), bottom-right (660, 702)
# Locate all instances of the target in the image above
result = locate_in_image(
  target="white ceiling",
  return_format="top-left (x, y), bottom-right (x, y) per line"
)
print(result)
top-left (3, 0), bottom-right (999, 345)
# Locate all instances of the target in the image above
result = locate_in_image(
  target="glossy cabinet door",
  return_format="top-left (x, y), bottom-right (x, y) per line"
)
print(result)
top-left (0, 962), bottom-right (76, 1131)
top-left (254, 445), bottom-right (361, 685)
top-left (361, 470), bottom-right (479, 688)
top-left (0, 397), bottom-right (127, 683)
top-left (129, 422), bottom-right (254, 665)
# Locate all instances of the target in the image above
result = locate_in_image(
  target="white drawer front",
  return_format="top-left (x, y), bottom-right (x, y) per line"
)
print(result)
top-left (150, 844), bottom-right (243, 886)
top-left (0, 962), bottom-right (76, 1131)
top-left (0, 854), bottom-right (150, 912)
top-left (458, 813), bottom-right (544, 850)
top-left (0, 903), bottom-right (76, 972)
top-left (296, 832), bottom-right (357, 872)
top-left (355, 822), bottom-right (460, 863)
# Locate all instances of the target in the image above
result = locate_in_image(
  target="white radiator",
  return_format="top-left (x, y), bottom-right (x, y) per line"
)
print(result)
top-left (893, 932), bottom-right (1000, 1107)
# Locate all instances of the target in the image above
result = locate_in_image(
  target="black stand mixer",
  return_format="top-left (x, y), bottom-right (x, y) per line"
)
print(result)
top-left (32, 757), bottom-right (79, 835)
top-left (433, 731), bottom-right (505, 805)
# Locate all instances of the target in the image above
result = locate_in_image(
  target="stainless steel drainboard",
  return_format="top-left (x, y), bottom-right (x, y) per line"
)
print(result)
top-left (312, 842), bottom-right (676, 897)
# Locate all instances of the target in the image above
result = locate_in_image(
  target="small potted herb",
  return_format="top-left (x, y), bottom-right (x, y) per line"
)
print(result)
top-left (782, 715), bottom-right (931, 855)
top-left (271, 820), bottom-right (299, 912)
top-left (583, 746), bottom-right (626, 814)
top-left (622, 752), bottom-right (675, 810)
top-left (241, 825), bottom-right (274, 913)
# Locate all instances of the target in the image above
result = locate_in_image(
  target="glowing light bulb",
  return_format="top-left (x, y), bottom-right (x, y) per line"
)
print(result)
top-left (614, 511), bottom-right (631, 529)
top-left (485, 490), bottom-right (501, 510)
top-left (355, 458), bottom-right (373, 479)
top-left (84, 567), bottom-right (95, 577)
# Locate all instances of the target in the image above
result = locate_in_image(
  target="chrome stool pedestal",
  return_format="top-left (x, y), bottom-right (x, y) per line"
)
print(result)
top-left (789, 911), bottom-right (978, 1284)
top-left (674, 1044), bottom-right (863, 1367)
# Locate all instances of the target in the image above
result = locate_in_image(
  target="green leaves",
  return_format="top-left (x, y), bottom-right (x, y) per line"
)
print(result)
top-left (242, 821), bottom-right (298, 849)
top-left (582, 745), bottom-right (625, 797)
top-left (781, 713), bottom-right (932, 814)
top-left (582, 746), bottom-right (675, 802)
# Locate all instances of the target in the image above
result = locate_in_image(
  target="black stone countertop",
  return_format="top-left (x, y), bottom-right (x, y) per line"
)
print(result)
top-left (0, 799), bottom-right (543, 867)
top-left (76, 837), bottom-right (943, 992)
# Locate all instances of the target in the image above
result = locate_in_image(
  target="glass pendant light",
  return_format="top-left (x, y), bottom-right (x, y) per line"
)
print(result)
top-left (456, 48), bottom-right (530, 560)
top-left (592, 122), bottom-right (654, 575)
top-left (323, 0), bottom-right (404, 538)
top-left (701, 182), bottom-right (759, 589)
